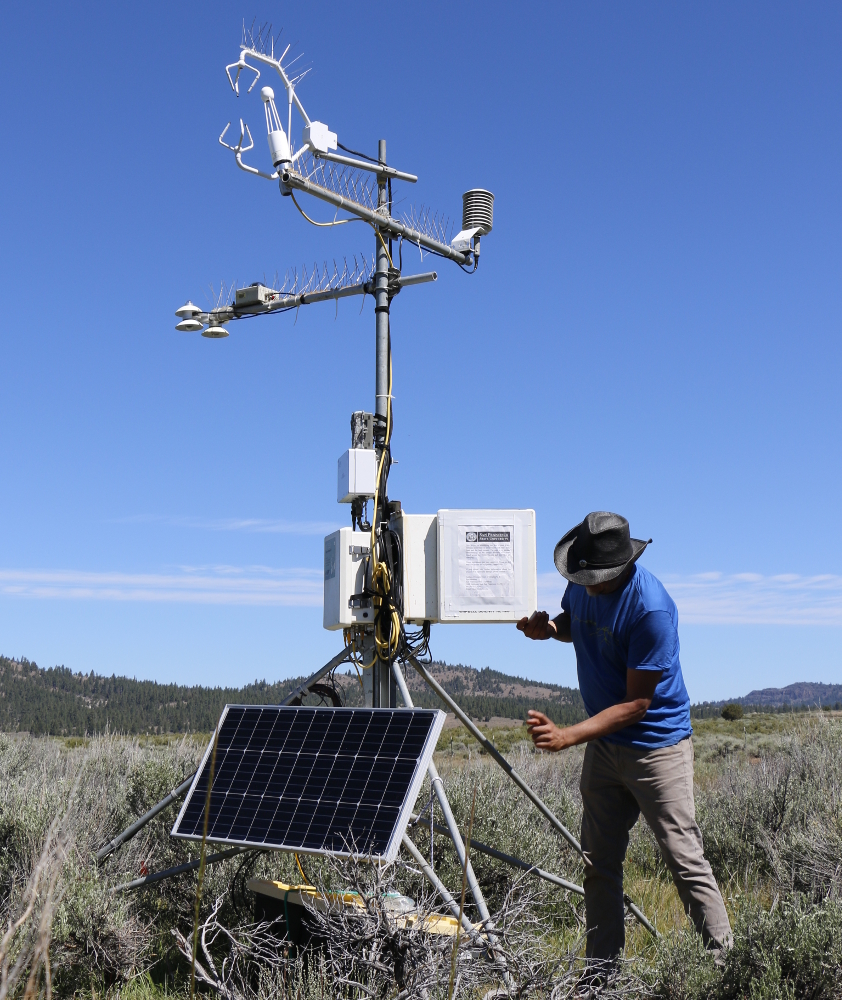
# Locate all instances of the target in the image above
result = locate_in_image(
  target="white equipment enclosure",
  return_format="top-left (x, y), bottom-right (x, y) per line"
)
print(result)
top-left (437, 509), bottom-right (537, 623)
top-left (323, 509), bottom-right (537, 628)
top-left (323, 528), bottom-right (373, 630)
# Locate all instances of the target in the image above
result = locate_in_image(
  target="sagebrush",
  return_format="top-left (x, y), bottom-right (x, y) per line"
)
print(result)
top-left (0, 714), bottom-right (840, 998)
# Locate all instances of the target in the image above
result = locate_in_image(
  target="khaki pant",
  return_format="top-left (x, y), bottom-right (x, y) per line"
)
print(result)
top-left (579, 736), bottom-right (732, 960)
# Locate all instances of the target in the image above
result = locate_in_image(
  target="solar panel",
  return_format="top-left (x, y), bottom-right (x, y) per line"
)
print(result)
top-left (171, 705), bottom-right (446, 862)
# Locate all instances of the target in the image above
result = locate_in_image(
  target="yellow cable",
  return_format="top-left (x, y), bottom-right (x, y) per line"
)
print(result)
top-left (375, 227), bottom-right (394, 268)
top-left (369, 346), bottom-right (399, 663)
top-left (343, 628), bottom-right (376, 672)
top-left (294, 853), bottom-right (312, 886)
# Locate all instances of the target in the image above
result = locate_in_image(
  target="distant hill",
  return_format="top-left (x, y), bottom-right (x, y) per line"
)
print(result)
top-left (0, 655), bottom-right (585, 737)
top-left (3, 652), bottom-right (834, 735)
top-left (689, 681), bottom-right (842, 719)
top-left (400, 661), bottom-right (585, 724)
top-left (738, 682), bottom-right (842, 707)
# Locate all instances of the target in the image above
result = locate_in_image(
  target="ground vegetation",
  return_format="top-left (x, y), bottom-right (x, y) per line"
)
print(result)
top-left (0, 710), bottom-right (840, 997)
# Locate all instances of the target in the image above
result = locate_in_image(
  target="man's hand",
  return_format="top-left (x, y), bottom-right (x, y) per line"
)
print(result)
top-left (516, 611), bottom-right (557, 640)
top-left (526, 710), bottom-right (570, 752)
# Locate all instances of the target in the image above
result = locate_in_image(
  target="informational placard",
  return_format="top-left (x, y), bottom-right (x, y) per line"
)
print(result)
top-left (460, 525), bottom-right (515, 605)
top-left (437, 509), bottom-right (537, 622)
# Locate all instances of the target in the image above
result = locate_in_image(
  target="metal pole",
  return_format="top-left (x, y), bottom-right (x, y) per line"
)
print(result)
top-left (401, 834), bottom-right (511, 983)
top-left (96, 646), bottom-right (351, 862)
top-left (372, 137), bottom-right (392, 710)
top-left (312, 149), bottom-right (418, 183)
top-left (96, 776), bottom-right (196, 863)
top-left (279, 169), bottom-right (471, 265)
top-left (412, 814), bottom-right (584, 897)
top-left (392, 662), bottom-right (499, 935)
top-left (111, 846), bottom-right (255, 894)
top-left (400, 834), bottom-right (477, 938)
top-left (407, 653), bottom-right (584, 856)
top-left (410, 813), bottom-right (657, 936)
top-left (406, 654), bottom-right (660, 938)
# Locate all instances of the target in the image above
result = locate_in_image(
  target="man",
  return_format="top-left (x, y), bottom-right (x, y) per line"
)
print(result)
top-left (517, 511), bottom-right (731, 961)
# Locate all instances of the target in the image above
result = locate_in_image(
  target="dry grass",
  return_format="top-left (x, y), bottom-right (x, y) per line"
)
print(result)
top-left (0, 714), bottom-right (840, 998)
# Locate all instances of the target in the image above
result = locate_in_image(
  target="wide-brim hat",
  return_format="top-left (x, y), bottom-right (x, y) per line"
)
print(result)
top-left (553, 512), bottom-right (651, 586)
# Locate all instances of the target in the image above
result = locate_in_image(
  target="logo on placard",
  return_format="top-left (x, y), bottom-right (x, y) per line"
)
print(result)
top-left (466, 531), bottom-right (478, 542)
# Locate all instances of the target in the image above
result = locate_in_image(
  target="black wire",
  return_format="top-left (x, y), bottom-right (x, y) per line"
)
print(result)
top-left (230, 851), bottom-right (264, 919)
top-left (337, 141), bottom-right (380, 164)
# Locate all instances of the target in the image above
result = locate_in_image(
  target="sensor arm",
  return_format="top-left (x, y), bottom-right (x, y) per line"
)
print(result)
top-left (219, 121), bottom-right (279, 181)
top-left (240, 46), bottom-right (312, 126)
top-left (178, 272), bottom-right (438, 331)
top-left (312, 149), bottom-right (417, 183)
top-left (280, 168), bottom-right (470, 265)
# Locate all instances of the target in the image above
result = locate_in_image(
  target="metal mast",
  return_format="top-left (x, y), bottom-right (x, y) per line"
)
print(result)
top-left (373, 138), bottom-right (395, 708)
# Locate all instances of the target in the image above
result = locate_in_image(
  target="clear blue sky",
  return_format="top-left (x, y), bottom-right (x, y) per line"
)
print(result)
top-left (1, 2), bottom-right (840, 703)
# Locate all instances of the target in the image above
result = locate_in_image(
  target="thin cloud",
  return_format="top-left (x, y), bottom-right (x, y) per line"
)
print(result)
top-left (538, 571), bottom-right (842, 626)
top-left (0, 566), bottom-right (323, 607)
top-left (110, 515), bottom-right (339, 536)
top-left (7, 564), bottom-right (838, 623)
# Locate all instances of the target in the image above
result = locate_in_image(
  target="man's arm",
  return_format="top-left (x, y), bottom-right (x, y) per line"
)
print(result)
top-left (526, 668), bottom-right (662, 751)
top-left (516, 610), bottom-right (572, 643)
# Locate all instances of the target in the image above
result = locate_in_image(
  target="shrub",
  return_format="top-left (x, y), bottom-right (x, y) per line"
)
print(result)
top-left (721, 703), bottom-right (744, 721)
top-left (3, 718), bottom-right (842, 997)
top-left (696, 717), bottom-right (842, 898)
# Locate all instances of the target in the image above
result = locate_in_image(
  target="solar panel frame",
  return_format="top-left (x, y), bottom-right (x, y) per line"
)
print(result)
top-left (171, 705), bottom-right (446, 862)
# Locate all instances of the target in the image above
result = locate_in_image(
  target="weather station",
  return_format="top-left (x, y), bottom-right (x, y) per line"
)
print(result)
top-left (96, 23), bottom-right (657, 976)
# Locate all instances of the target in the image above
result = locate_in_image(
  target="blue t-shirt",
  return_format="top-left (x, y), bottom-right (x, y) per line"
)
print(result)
top-left (561, 564), bottom-right (691, 749)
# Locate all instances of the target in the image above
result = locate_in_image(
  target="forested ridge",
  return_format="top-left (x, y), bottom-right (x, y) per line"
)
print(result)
top-left (0, 655), bottom-right (586, 736)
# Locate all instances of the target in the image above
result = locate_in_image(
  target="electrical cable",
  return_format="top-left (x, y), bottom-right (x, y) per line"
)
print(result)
top-left (388, 178), bottom-right (393, 262)
top-left (375, 227), bottom-right (394, 269)
top-left (343, 627), bottom-right (376, 673)
top-left (369, 330), bottom-right (401, 665)
top-left (294, 853), bottom-right (313, 886)
top-left (290, 190), bottom-right (362, 227)
top-left (337, 141), bottom-right (380, 164)
top-left (404, 235), bottom-right (478, 272)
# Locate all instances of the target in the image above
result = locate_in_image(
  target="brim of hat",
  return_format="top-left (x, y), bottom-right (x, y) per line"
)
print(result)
top-left (553, 533), bottom-right (651, 586)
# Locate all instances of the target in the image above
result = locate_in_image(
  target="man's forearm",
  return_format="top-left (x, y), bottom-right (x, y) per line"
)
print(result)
top-left (554, 699), bottom-right (650, 748)
top-left (551, 613), bottom-right (572, 642)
